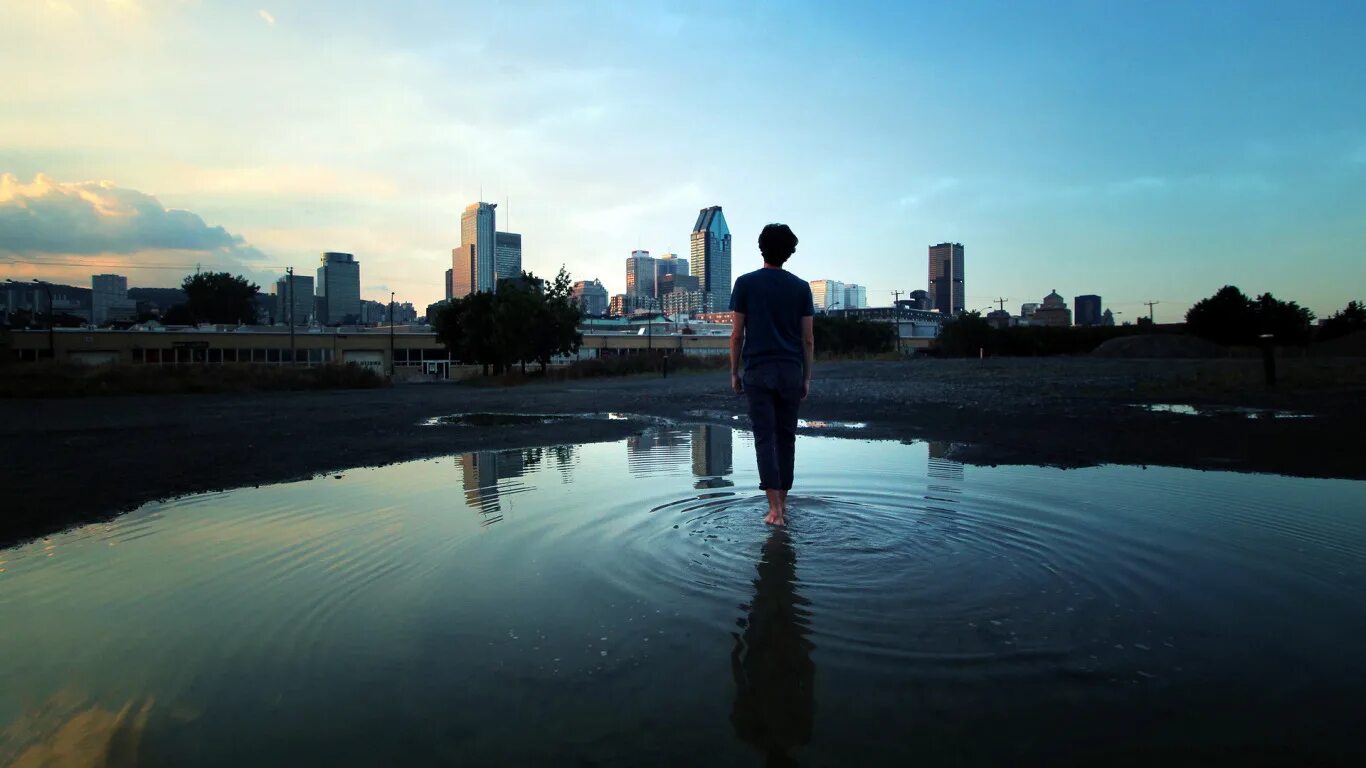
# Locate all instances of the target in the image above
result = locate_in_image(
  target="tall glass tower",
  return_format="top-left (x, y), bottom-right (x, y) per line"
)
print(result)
top-left (316, 252), bottom-right (361, 325)
top-left (690, 206), bottom-right (732, 313)
top-left (495, 231), bottom-right (522, 286)
top-left (928, 242), bottom-right (965, 315)
top-left (455, 202), bottom-right (498, 297)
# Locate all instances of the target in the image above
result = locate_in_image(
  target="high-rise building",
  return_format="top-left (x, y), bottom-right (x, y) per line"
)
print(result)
top-left (454, 202), bottom-right (497, 297)
top-left (908, 290), bottom-right (931, 310)
top-left (444, 268), bottom-right (453, 301)
top-left (571, 279), bottom-right (610, 317)
top-left (659, 273), bottom-right (700, 295)
top-left (809, 279), bottom-right (845, 312)
top-left (1020, 302), bottom-right (1040, 319)
top-left (626, 250), bottom-right (657, 298)
top-left (91, 274), bottom-right (135, 324)
top-left (928, 242), bottom-right (965, 315)
top-left (495, 231), bottom-right (522, 285)
top-left (690, 206), bottom-right (732, 313)
top-left (274, 273), bottom-right (315, 326)
top-left (844, 284), bottom-right (868, 310)
top-left (316, 252), bottom-right (361, 325)
top-left (656, 252), bottom-right (689, 286)
top-left (1075, 295), bottom-right (1103, 326)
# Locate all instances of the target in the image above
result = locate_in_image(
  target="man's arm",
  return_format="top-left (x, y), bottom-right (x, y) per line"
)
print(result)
top-left (801, 315), bottom-right (814, 399)
top-left (730, 312), bottom-right (746, 394)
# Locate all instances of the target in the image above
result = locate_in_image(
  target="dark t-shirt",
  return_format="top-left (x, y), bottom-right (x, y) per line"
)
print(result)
top-left (729, 267), bottom-right (814, 373)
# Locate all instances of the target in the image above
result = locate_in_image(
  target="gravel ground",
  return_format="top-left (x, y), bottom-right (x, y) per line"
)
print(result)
top-left (2, 357), bottom-right (1363, 547)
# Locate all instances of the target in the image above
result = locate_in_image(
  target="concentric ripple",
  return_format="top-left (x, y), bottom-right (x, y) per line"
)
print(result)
top-left (2, 426), bottom-right (1364, 765)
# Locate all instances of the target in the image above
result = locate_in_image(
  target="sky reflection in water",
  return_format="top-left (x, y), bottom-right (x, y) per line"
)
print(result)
top-left (2, 426), bottom-right (1365, 766)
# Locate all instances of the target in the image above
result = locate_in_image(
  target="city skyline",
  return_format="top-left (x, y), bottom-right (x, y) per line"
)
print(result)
top-left (1, 2), bottom-right (1363, 319)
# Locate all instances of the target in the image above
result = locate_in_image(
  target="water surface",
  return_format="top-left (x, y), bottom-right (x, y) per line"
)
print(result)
top-left (2, 427), bottom-right (1364, 765)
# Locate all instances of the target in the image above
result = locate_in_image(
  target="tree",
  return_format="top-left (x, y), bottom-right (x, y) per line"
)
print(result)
top-left (181, 272), bottom-right (260, 325)
top-left (934, 311), bottom-right (992, 356)
top-left (432, 267), bottom-right (583, 375)
top-left (532, 267), bottom-right (583, 371)
top-left (812, 316), bottom-right (895, 355)
top-left (1185, 286), bottom-right (1256, 346)
top-left (1251, 292), bottom-right (1314, 345)
top-left (1317, 300), bottom-right (1365, 343)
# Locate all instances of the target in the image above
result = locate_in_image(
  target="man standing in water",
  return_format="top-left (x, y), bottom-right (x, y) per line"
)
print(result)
top-left (729, 223), bottom-right (815, 526)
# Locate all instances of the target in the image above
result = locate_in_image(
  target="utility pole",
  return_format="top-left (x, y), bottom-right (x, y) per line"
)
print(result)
top-left (891, 290), bottom-right (905, 355)
top-left (1144, 300), bottom-right (1160, 323)
top-left (35, 279), bottom-right (54, 359)
top-left (389, 291), bottom-right (396, 377)
top-left (287, 267), bottom-right (296, 365)
top-left (994, 297), bottom-right (1009, 312)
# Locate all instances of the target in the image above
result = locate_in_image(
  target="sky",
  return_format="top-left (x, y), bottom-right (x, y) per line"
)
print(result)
top-left (1, 0), bottom-right (1363, 320)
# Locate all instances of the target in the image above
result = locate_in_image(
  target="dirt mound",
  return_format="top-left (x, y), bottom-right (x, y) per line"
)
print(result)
top-left (1310, 329), bottom-right (1366, 357)
top-left (1092, 334), bottom-right (1222, 358)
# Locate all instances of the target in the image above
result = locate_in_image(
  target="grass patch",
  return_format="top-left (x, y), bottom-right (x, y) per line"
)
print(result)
top-left (0, 361), bottom-right (389, 398)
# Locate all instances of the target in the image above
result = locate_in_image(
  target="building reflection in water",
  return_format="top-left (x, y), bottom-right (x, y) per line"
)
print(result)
top-left (926, 441), bottom-right (964, 483)
top-left (457, 446), bottom-right (580, 525)
top-left (626, 429), bottom-right (692, 478)
top-left (691, 424), bottom-right (734, 489)
top-left (731, 529), bottom-right (814, 766)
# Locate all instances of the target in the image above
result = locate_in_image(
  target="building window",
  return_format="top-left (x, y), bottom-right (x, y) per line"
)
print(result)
top-left (267, 348), bottom-right (280, 363)
top-left (223, 348), bottom-right (237, 363)
top-left (252, 349), bottom-right (266, 363)
top-left (208, 348), bottom-right (222, 364)
top-left (132, 348), bottom-right (144, 362)
top-left (146, 348), bottom-right (160, 364)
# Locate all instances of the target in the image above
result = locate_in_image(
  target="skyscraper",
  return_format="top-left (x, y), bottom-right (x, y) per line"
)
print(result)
top-left (844, 284), bottom-right (868, 309)
top-left (454, 202), bottom-right (497, 297)
top-left (626, 250), bottom-right (657, 298)
top-left (91, 274), bottom-right (134, 324)
top-left (571, 279), bottom-right (609, 316)
top-left (928, 242), bottom-right (965, 315)
top-left (1075, 295), bottom-right (1103, 326)
top-left (809, 279), bottom-right (845, 312)
top-left (316, 252), bottom-right (361, 325)
top-left (656, 252), bottom-right (689, 281)
top-left (274, 273), bottom-right (315, 326)
top-left (495, 231), bottom-right (523, 286)
top-left (690, 206), bottom-right (732, 313)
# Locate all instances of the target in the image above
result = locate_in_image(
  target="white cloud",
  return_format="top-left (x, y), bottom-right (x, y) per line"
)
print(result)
top-left (257, 9), bottom-right (274, 26)
top-left (0, 174), bottom-right (277, 286)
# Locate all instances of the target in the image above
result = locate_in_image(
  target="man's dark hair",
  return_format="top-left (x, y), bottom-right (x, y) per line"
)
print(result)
top-left (758, 223), bottom-right (798, 266)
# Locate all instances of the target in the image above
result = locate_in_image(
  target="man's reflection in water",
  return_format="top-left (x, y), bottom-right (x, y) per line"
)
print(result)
top-left (731, 529), bottom-right (814, 766)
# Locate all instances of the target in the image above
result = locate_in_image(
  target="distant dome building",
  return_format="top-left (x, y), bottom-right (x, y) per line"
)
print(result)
top-left (1031, 289), bottom-right (1072, 327)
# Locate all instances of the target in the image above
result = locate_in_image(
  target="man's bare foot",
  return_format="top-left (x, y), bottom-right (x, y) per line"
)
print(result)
top-left (764, 508), bottom-right (785, 526)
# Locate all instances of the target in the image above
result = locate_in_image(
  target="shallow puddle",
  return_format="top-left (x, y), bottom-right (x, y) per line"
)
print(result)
top-left (2, 427), bottom-right (1364, 765)
top-left (1133, 403), bottom-right (1313, 419)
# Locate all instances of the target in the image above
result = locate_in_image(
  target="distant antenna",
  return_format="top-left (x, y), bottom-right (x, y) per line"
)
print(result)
top-left (1144, 300), bottom-right (1160, 322)
top-left (891, 289), bottom-right (904, 307)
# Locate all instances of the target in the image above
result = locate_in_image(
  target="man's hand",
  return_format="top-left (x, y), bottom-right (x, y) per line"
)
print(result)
top-left (801, 379), bottom-right (810, 400)
top-left (732, 372), bottom-right (744, 395)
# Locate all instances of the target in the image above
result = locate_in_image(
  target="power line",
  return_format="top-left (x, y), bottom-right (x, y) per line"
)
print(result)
top-left (1, 257), bottom-right (288, 271)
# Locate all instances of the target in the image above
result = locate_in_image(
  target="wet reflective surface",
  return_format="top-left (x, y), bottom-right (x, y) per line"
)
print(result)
top-left (1132, 403), bottom-right (1313, 419)
top-left (2, 427), bottom-right (1365, 765)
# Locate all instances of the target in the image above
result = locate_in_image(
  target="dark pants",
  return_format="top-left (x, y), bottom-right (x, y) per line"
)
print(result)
top-left (744, 362), bottom-right (804, 491)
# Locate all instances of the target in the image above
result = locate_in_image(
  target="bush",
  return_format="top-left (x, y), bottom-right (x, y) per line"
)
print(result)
top-left (813, 316), bottom-right (895, 355)
top-left (465, 352), bottom-right (728, 386)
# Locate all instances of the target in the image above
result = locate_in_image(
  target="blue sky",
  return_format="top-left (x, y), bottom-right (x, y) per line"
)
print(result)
top-left (1, 0), bottom-right (1362, 319)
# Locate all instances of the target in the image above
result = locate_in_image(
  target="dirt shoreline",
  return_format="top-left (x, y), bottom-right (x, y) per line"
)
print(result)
top-left (3, 358), bottom-right (1363, 548)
